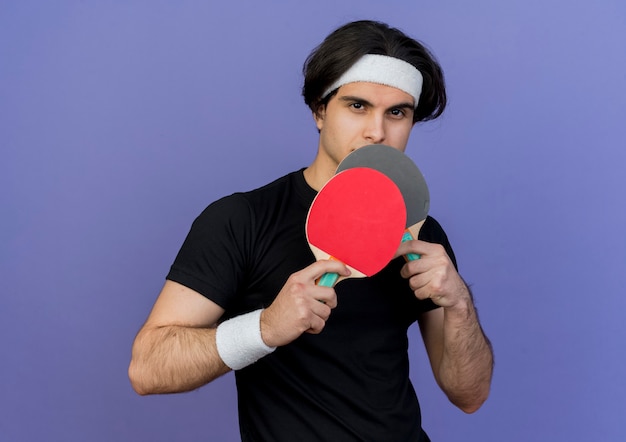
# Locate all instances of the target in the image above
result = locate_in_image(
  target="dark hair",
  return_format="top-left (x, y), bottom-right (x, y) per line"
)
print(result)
top-left (302, 20), bottom-right (446, 123)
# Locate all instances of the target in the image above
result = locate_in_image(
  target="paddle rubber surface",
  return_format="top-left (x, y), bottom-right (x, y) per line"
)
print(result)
top-left (306, 167), bottom-right (406, 282)
top-left (337, 145), bottom-right (430, 261)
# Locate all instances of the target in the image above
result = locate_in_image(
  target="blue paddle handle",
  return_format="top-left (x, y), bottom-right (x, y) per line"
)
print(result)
top-left (317, 272), bottom-right (339, 287)
top-left (402, 230), bottom-right (421, 261)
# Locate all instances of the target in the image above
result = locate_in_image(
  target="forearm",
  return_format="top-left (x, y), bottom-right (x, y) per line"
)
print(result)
top-left (129, 325), bottom-right (229, 395)
top-left (437, 295), bottom-right (493, 413)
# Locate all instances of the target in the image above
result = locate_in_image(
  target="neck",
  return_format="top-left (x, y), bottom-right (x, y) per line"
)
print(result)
top-left (303, 156), bottom-right (337, 191)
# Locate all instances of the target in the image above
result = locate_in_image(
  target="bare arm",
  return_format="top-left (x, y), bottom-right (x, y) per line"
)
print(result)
top-left (418, 293), bottom-right (493, 413)
top-left (129, 260), bottom-right (350, 395)
top-left (128, 280), bottom-right (229, 395)
top-left (398, 240), bottom-right (494, 413)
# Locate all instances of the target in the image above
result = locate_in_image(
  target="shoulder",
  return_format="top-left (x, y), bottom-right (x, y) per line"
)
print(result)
top-left (237, 168), bottom-right (314, 207)
top-left (189, 169), bottom-right (312, 241)
top-left (195, 170), bottom-right (306, 222)
top-left (192, 192), bottom-right (252, 234)
top-left (418, 216), bottom-right (448, 243)
top-left (227, 169), bottom-right (315, 223)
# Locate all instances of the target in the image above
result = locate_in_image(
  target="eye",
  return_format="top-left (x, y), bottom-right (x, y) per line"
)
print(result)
top-left (389, 107), bottom-right (414, 120)
top-left (350, 102), bottom-right (364, 110)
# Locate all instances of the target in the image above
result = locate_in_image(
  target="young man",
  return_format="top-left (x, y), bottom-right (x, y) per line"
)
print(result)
top-left (129, 20), bottom-right (493, 441)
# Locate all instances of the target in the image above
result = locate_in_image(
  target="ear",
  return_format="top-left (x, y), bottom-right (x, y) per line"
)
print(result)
top-left (313, 106), bottom-right (326, 131)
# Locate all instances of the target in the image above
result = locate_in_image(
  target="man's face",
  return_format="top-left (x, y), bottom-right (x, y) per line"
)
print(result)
top-left (314, 81), bottom-right (416, 169)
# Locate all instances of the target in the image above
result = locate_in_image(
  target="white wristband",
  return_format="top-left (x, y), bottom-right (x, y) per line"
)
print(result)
top-left (215, 309), bottom-right (276, 370)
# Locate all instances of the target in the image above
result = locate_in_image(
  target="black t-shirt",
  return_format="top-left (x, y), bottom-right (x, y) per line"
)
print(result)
top-left (167, 169), bottom-right (456, 441)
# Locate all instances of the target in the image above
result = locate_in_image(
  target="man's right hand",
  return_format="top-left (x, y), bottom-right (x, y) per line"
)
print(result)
top-left (259, 260), bottom-right (350, 347)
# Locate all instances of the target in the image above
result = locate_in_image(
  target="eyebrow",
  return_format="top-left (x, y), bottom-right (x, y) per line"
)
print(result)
top-left (338, 95), bottom-right (415, 112)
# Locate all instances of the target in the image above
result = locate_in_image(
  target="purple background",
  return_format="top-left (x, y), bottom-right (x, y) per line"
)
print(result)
top-left (2, 1), bottom-right (625, 441)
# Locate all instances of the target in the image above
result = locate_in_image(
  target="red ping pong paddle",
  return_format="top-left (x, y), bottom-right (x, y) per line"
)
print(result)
top-left (337, 144), bottom-right (430, 261)
top-left (306, 167), bottom-right (407, 287)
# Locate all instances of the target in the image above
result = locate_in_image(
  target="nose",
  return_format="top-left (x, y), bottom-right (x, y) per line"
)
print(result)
top-left (363, 114), bottom-right (385, 144)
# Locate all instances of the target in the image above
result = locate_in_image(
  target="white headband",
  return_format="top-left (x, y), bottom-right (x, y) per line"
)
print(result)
top-left (322, 54), bottom-right (423, 107)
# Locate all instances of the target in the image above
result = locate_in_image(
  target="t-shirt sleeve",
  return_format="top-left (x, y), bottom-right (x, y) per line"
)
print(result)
top-left (166, 193), bottom-right (253, 310)
top-left (419, 216), bottom-right (458, 271)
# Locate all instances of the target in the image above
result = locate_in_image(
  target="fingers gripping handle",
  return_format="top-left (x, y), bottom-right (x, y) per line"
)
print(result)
top-left (402, 230), bottom-right (421, 261)
top-left (316, 256), bottom-right (341, 287)
top-left (317, 272), bottom-right (340, 287)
